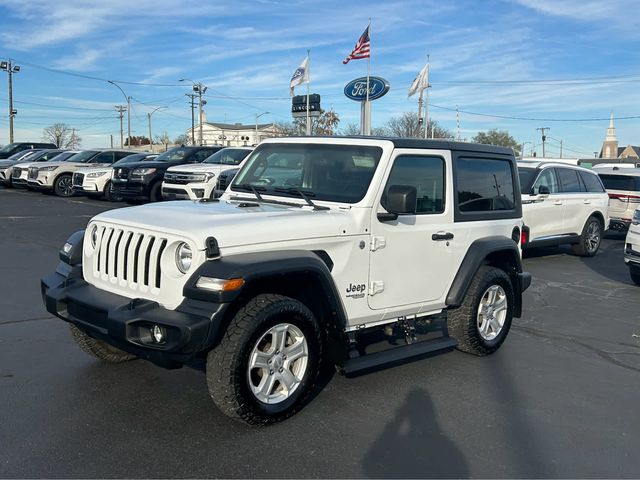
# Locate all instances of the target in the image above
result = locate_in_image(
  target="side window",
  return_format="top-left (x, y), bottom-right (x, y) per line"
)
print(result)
top-left (193, 150), bottom-right (214, 162)
top-left (532, 169), bottom-right (559, 194)
top-left (92, 152), bottom-right (114, 164)
top-left (456, 157), bottom-right (516, 212)
top-left (579, 171), bottom-right (605, 193)
top-left (382, 155), bottom-right (445, 214)
top-left (114, 152), bottom-right (131, 161)
top-left (557, 168), bottom-right (582, 193)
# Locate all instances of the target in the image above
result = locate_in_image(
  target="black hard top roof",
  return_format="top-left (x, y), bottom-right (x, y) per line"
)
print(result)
top-left (293, 136), bottom-right (515, 156)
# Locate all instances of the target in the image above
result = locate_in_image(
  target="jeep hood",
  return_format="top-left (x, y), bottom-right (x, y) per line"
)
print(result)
top-left (92, 199), bottom-right (358, 249)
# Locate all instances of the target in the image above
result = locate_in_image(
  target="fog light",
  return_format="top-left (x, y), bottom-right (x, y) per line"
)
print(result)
top-left (152, 325), bottom-right (166, 344)
top-left (193, 189), bottom-right (204, 198)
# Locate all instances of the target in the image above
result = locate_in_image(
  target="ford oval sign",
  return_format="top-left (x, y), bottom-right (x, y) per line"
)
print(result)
top-left (344, 77), bottom-right (390, 102)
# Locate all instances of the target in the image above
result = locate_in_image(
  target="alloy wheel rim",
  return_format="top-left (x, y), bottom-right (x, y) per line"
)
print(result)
top-left (476, 285), bottom-right (508, 341)
top-left (247, 323), bottom-right (309, 404)
top-left (59, 177), bottom-right (73, 196)
top-left (586, 222), bottom-right (600, 253)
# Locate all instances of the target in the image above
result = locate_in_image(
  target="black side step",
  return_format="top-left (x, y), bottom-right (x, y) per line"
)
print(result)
top-left (341, 337), bottom-right (458, 376)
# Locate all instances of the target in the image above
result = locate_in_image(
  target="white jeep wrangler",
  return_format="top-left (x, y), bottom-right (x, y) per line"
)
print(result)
top-left (42, 137), bottom-right (531, 424)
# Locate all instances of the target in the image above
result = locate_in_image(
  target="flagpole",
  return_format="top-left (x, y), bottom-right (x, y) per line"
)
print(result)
top-left (306, 49), bottom-right (311, 136)
top-left (424, 54), bottom-right (430, 139)
top-left (365, 18), bottom-right (371, 136)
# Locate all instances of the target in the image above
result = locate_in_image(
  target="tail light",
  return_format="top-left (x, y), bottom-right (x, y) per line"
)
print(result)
top-left (608, 193), bottom-right (640, 203)
top-left (521, 227), bottom-right (529, 245)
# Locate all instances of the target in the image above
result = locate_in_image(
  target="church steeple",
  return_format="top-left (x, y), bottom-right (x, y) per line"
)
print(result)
top-left (602, 111), bottom-right (618, 158)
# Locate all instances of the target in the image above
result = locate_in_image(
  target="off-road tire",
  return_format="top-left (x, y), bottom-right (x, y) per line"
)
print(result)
top-left (69, 324), bottom-right (137, 363)
top-left (206, 294), bottom-right (322, 425)
top-left (572, 216), bottom-right (602, 257)
top-left (448, 266), bottom-right (514, 356)
top-left (630, 266), bottom-right (640, 286)
top-left (53, 173), bottom-right (74, 197)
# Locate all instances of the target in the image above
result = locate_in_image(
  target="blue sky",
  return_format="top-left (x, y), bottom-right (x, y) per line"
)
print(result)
top-left (0, 0), bottom-right (639, 157)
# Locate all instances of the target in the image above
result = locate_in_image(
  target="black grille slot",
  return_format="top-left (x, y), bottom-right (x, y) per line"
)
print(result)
top-left (133, 235), bottom-right (144, 283)
top-left (113, 230), bottom-right (124, 277)
top-left (122, 232), bottom-right (133, 281)
top-left (155, 239), bottom-right (167, 288)
top-left (143, 237), bottom-right (156, 286)
top-left (104, 229), bottom-right (115, 276)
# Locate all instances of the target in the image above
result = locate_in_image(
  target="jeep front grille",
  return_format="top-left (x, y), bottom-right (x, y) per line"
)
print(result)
top-left (92, 226), bottom-right (168, 291)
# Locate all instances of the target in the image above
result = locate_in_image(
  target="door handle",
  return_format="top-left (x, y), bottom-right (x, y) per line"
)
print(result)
top-left (554, 200), bottom-right (563, 205)
top-left (584, 199), bottom-right (591, 204)
top-left (432, 232), bottom-right (454, 241)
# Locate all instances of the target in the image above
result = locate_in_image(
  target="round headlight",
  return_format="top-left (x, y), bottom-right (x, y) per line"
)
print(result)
top-left (90, 226), bottom-right (98, 248)
top-left (175, 242), bottom-right (192, 273)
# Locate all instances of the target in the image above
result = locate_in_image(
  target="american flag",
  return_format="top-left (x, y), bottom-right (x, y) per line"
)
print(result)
top-left (343, 25), bottom-right (370, 64)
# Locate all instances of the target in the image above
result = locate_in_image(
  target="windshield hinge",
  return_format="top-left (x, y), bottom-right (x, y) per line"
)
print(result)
top-left (370, 236), bottom-right (386, 252)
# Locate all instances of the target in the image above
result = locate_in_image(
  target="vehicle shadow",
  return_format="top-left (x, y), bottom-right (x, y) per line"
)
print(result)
top-left (362, 387), bottom-right (468, 479)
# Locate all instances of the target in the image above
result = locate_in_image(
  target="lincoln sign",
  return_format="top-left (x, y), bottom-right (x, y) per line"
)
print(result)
top-left (344, 76), bottom-right (390, 102)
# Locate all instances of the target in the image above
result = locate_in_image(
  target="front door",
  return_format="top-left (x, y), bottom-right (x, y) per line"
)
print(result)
top-left (525, 167), bottom-right (564, 241)
top-left (368, 150), bottom-right (458, 311)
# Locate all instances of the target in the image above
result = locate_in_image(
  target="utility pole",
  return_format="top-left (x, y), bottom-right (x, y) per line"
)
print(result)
top-left (115, 105), bottom-right (126, 148)
top-left (108, 80), bottom-right (132, 149)
top-left (180, 79), bottom-right (208, 145)
top-left (1, 60), bottom-right (20, 143)
top-left (147, 106), bottom-right (167, 153)
top-left (560, 139), bottom-right (563, 158)
top-left (186, 94), bottom-right (197, 145)
top-left (110, 134), bottom-right (113, 148)
top-left (456, 105), bottom-right (460, 140)
top-left (536, 127), bottom-right (550, 158)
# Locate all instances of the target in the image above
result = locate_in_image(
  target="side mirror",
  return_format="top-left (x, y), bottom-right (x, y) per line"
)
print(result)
top-left (378, 185), bottom-right (417, 221)
top-left (538, 185), bottom-right (550, 195)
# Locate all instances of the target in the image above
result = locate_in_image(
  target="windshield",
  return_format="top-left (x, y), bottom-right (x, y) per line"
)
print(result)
top-left (231, 143), bottom-right (383, 204)
top-left (0, 143), bottom-right (19, 154)
top-left (154, 147), bottom-right (191, 162)
top-left (8, 150), bottom-right (36, 161)
top-left (518, 167), bottom-right (537, 193)
top-left (204, 148), bottom-right (250, 165)
top-left (64, 150), bottom-right (99, 162)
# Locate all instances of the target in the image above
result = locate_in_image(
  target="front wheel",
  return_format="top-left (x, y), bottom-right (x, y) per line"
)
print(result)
top-left (448, 266), bottom-right (514, 356)
top-left (572, 216), bottom-right (602, 257)
top-left (53, 173), bottom-right (74, 197)
top-left (69, 325), bottom-right (137, 363)
top-left (206, 294), bottom-right (322, 424)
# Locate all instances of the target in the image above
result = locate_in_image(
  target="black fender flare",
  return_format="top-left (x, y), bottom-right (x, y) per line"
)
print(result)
top-left (446, 236), bottom-right (525, 315)
top-left (183, 249), bottom-right (348, 330)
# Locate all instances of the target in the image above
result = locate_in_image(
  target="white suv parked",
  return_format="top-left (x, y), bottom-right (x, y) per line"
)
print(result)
top-left (624, 207), bottom-right (640, 285)
top-left (162, 147), bottom-right (253, 200)
top-left (518, 161), bottom-right (609, 256)
top-left (596, 168), bottom-right (640, 232)
top-left (42, 138), bottom-right (530, 424)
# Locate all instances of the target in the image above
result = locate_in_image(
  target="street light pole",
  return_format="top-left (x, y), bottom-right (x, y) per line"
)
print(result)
top-left (108, 80), bottom-right (132, 149)
top-left (255, 112), bottom-right (270, 145)
top-left (147, 106), bottom-right (167, 152)
top-left (185, 93), bottom-right (197, 145)
top-left (180, 79), bottom-right (207, 145)
top-left (1, 60), bottom-right (20, 143)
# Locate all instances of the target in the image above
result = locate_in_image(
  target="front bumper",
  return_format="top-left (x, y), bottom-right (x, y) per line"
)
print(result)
top-left (42, 265), bottom-right (229, 368)
top-left (162, 181), bottom-right (212, 200)
top-left (111, 180), bottom-right (152, 201)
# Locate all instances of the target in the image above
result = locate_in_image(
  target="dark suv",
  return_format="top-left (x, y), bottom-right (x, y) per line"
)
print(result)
top-left (0, 142), bottom-right (57, 159)
top-left (111, 146), bottom-right (222, 203)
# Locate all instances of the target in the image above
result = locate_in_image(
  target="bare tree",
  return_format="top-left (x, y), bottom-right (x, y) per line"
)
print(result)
top-left (275, 109), bottom-right (341, 136)
top-left (154, 132), bottom-right (171, 151)
top-left (173, 134), bottom-right (190, 146)
top-left (42, 123), bottom-right (82, 148)
top-left (386, 112), bottom-right (451, 139)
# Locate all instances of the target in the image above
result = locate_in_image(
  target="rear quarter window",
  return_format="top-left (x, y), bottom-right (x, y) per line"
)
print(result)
top-left (455, 156), bottom-right (517, 216)
top-left (579, 171), bottom-right (605, 193)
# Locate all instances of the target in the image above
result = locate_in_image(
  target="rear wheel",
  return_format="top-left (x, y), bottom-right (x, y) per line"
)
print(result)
top-left (572, 216), bottom-right (602, 257)
top-left (69, 325), bottom-right (137, 363)
top-left (53, 173), bottom-right (74, 197)
top-left (448, 266), bottom-right (514, 356)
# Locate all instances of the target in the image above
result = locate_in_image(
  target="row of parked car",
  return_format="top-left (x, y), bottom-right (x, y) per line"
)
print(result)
top-left (2, 140), bottom-right (640, 285)
top-left (0, 142), bottom-right (253, 203)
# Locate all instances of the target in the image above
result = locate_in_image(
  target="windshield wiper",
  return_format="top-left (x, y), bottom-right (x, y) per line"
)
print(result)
top-left (274, 188), bottom-right (329, 211)
top-left (233, 184), bottom-right (266, 201)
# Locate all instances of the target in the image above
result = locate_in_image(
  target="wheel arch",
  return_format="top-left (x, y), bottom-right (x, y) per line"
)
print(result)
top-left (183, 249), bottom-right (349, 354)
top-left (587, 210), bottom-right (605, 229)
top-left (446, 236), bottom-right (525, 317)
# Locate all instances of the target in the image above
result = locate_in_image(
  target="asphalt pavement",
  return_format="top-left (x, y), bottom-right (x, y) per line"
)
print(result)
top-left (1, 187), bottom-right (639, 478)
